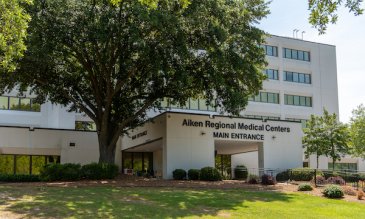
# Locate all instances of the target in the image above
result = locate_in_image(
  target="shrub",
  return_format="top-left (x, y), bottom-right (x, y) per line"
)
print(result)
top-left (343, 186), bottom-right (357, 196)
top-left (339, 173), bottom-right (359, 183)
top-left (188, 169), bottom-right (200, 180)
top-left (358, 190), bottom-right (364, 200)
top-left (261, 174), bottom-right (276, 185)
top-left (40, 163), bottom-right (82, 181)
top-left (323, 171), bottom-right (339, 179)
top-left (234, 165), bottom-right (248, 180)
top-left (276, 170), bottom-right (290, 182)
top-left (290, 168), bottom-right (316, 181)
top-left (247, 174), bottom-right (259, 184)
top-left (200, 167), bottom-right (222, 181)
top-left (0, 174), bottom-right (40, 182)
top-left (326, 176), bottom-right (345, 185)
top-left (323, 185), bottom-right (344, 198)
top-left (298, 183), bottom-right (313, 191)
top-left (313, 175), bottom-right (326, 185)
top-left (81, 163), bottom-right (119, 180)
top-left (172, 169), bottom-right (186, 180)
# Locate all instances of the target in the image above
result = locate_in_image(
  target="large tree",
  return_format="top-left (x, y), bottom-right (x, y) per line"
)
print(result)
top-left (3, 0), bottom-right (269, 163)
top-left (349, 104), bottom-right (365, 158)
top-left (303, 109), bottom-right (350, 170)
top-left (0, 0), bottom-right (32, 72)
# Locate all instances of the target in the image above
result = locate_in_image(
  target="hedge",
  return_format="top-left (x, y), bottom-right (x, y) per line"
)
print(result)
top-left (200, 167), bottom-right (222, 181)
top-left (0, 174), bottom-right (40, 182)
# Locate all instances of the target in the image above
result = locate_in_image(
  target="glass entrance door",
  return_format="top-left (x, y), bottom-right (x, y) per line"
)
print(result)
top-left (122, 152), bottom-right (153, 177)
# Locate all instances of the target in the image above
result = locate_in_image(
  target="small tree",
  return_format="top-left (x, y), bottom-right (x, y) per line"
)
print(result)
top-left (303, 109), bottom-right (350, 170)
top-left (349, 104), bottom-right (365, 158)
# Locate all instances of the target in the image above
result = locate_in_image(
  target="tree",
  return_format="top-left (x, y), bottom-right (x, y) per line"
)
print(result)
top-left (0, 0), bottom-right (32, 72)
top-left (3, 0), bottom-right (268, 163)
top-left (309, 0), bottom-right (364, 34)
top-left (303, 109), bottom-right (350, 170)
top-left (349, 104), bottom-right (365, 158)
top-left (303, 115), bottom-right (327, 169)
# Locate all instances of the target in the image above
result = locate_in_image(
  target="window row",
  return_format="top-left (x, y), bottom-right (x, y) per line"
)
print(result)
top-left (262, 45), bottom-right (278, 57)
top-left (264, 69), bottom-right (279, 80)
top-left (0, 96), bottom-right (41, 112)
top-left (283, 48), bottom-right (310, 61)
top-left (248, 92), bottom-right (280, 104)
top-left (0, 154), bottom-right (60, 175)
top-left (285, 118), bottom-right (308, 128)
top-left (284, 71), bottom-right (311, 84)
top-left (160, 98), bottom-right (216, 112)
top-left (328, 163), bottom-right (357, 171)
top-left (284, 95), bottom-right (312, 107)
top-left (245, 115), bottom-right (280, 120)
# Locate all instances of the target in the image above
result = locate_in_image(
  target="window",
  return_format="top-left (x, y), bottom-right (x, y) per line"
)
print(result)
top-left (262, 45), bottom-right (278, 57)
top-left (122, 152), bottom-right (153, 175)
top-left (0, 96), bottom-right (41, 112)
top-left (75, 121), bottom-right (96, 131)
top-left (283, 48), bottom-right (310, 61)
top-left (285, 95), bottom-right (312, 107)
top-left (249, 92), bottom-right (279, 104)
top-left (245, 115), bottom-right (280, 120)
top-left (286, 118), bottom-right (308, 128)
top-left (328, 163), bottom-right (358, 171)
top-left (284, 71), bottom-right (311, 84)
top-left (264, 69), bottom-right (279, 80)
top-left (158, 98), bottom-right (217, 112)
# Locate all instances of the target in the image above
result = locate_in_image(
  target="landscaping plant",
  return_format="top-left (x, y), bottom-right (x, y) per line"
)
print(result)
top-left (323, 185), bottom-right (344, 198)
top-left (298, 183), bottom-right (313, 191)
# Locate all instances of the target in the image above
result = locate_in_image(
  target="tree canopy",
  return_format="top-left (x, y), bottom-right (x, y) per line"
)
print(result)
top-left (0, 0), bottom-right (32, 72)
top-left (309, 0), bottom-right (364, 34)
top-left (5, 0), bottom-right (269, 163)
top-left (349, 104), bottom-right (365, 158)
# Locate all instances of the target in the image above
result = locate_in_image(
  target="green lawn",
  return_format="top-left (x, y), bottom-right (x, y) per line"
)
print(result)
top-left (0, 185), bottom-right (364, 219)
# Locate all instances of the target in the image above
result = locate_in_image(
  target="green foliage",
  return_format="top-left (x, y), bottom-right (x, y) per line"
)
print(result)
top-left (323, 185), bottom-right (344, 198)
top-left (309, 0), bottom-right (363, 34)
top-left (40, 163), bottom-right (82, 181)
top-left (326, 176), bottom-right (346, 185)
top-left (276, 170), bottom-right (290, 182)
top-left (187, 169), bottom-right (200, 180)
top-left (248, 174), bottom-right (259, 184)
top-left (234, 165), bottom-right (248, 180)
top-left (8, 0), bottom-right (268, 163)
top-left (349, 104), bottom-right (365, 158)
top-left (290, 168), bottom-right (316, 181)
top-left (323, 171), bottom-right (339, 179)
top-left (0, 0), bottom-right (32, 72)
top-left (200, 167), bottom-right (222, 181)
top-left (0, 174), bottom-right (40, 182)
top-left (303, 109), bottom-right (350, 169)
top-left (81, 163), bottom-right (119, 180)
top-left (261, 174), bottom-right (276, 185)
top-left (298, 183), bottom-right (313, 191)
top-left (314, 175), bottom-right (326, 185)
top-left (172, 169), bottom-right (186, 180)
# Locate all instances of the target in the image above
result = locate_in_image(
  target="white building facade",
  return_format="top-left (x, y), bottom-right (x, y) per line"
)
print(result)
top-left (0, 35), bottom-right (363, 178)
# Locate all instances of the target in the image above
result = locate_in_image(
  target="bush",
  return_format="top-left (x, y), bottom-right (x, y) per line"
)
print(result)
top-left (81, 163), bottom-right (119, 180)
top-left (247, 174), bottom-right (259, 184)
top-left (290, 168), bottom-right (315, 181)
top-left (323, 185), bottom-right (344, 198)
top-left (234, 165), bottom-right (248, 180)
top-left (323, 171), bottom-right (339, 179)
top-left (188, 169), bottom-right (200, 180)
top-left (0, 174), bottom-right (40, 182)
top-left (200, 167), bottom-right (222, 181)
top-left (343, 186), bottom-right (357, 196)
top-left (276, 170), bottom-right (290, 182)
top-left (313, 175), bottom-right (326, 185)
top-left (326, 176), bottom-right (345, 185)
top-left (172, 169), bottom-right (186, 180)
top-left (40, 163), bottom-right (82, 181)
top-left (298, 183), bottom-right (313, 191)
top-left (261, 174), bottom-right (276, 185)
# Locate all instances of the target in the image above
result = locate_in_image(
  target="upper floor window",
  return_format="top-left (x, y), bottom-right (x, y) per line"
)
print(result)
top-left (283, 48), bottom-right (310, 61)
top-left (262, 45), bottom-right (278, 57)
top-left (0, 96), bottom-right (41, 112)
top-left (75, 121), bottom-right (96, 131)
top-left (264, 69), bottom-right (279, 80)
top-left (248, 92), bottom-right (279, 104)
top-left (284, 94), bottom-right (312, 107)
top-left (286, 118), bottom-right (308, 128)
top-left (284, 71), bottom-right (311, 84)
top-left (245, 115), bottom-right (280, 120)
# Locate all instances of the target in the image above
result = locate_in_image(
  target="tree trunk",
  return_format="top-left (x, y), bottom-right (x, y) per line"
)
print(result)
top-left (316, 154), bottom-right (319, 169)
top-left (332, 158), bottom-right (335, 171)
top-left (97, 126), bottom-right (118, 164)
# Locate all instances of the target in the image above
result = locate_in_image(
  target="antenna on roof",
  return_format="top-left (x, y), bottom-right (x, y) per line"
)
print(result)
top-left (301, 31), bottom-right (306, 40)
top-left (293, 29), bottom-right (298, 38)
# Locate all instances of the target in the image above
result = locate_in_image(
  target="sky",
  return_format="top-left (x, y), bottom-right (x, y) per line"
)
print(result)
top-left (258, 0), bottom-right (365, 123)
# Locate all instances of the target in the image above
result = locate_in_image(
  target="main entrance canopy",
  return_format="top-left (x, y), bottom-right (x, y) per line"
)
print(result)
top-left (122, 112), bottom-right (303, 179)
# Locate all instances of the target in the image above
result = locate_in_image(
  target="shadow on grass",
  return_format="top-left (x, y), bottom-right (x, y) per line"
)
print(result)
top-left (0, 185), bottom-right (295, 218)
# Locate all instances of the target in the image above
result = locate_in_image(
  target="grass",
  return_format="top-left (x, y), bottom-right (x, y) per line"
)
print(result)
top-left (0, 185), bottom-right (364, 218)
